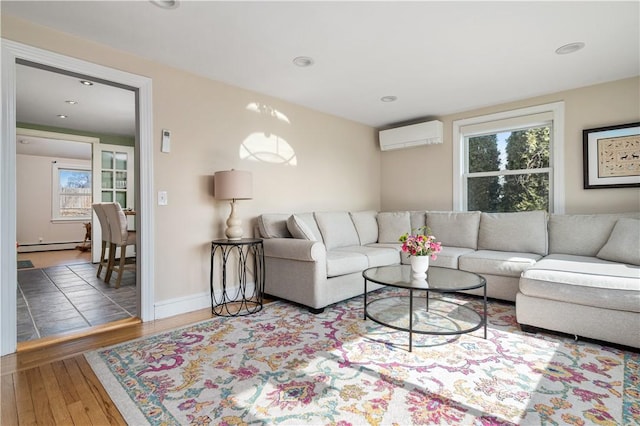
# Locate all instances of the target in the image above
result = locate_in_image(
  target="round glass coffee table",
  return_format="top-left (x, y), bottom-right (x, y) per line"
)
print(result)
top-left (363, 265), bottom-right (487, 351)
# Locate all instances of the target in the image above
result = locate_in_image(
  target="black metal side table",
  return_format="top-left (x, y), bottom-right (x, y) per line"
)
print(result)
top-left (210, 238), bottom-right (264, 316)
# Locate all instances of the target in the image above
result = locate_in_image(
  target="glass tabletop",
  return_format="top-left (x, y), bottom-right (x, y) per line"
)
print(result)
top-left (363, 265), bottom-right (485, 292)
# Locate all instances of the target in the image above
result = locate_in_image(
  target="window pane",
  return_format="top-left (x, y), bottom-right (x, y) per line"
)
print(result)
top-left (58, 169), bottom-right (92, 217)
top-left (115, 191), bottom-right (126, 207)
top-left (102, 151), bottom-right (114, 169)
top-left (468, 125), bottom-right (550, 173)
top-left (502, 173), bottom-right (549, 212)
top-left (467, 176), bottom-right (503, 212)
top-left (468, 134), bottom-right (500, 173)
top-left (504, 126), bottom-right (550, 170)
top-left (468, 173), bottom-right (549, 212)
top-left (59, 169), bottom-right (91, 192)
top-left (102, 191), bottom-right (113, 202)
top-left (115, 171), bottom-right (127, 189)
top-left (115, 152), bottom-right (127, 170)
top-left (102, 171), bottom-right (113, 189)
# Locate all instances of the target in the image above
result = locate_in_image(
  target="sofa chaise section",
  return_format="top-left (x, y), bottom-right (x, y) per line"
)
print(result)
top-left (516, 214), bottom-right (640, 348)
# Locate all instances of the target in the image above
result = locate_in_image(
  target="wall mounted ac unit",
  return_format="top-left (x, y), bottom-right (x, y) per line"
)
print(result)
top-left (379, 120), bottom-right (443, 151)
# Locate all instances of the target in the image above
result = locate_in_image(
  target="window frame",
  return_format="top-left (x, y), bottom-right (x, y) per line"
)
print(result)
top-left (51, 162), bottom-right (92, 222)
top-left (453, 102), bottom-right (565, 214)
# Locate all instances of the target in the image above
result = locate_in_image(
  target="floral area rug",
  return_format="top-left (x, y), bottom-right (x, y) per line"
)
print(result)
top-left (86, 288), bottom-right (639, 425)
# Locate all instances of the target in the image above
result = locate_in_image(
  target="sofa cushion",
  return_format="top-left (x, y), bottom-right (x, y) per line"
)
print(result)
top-left (377, 211), bottom-right (411, 244)
top-left (478, 211), bottom-right (547, 256)
top-left (326, 250), bottom-right (368, 277)
top-left (459, 250), bottom-right (542, 277)
top-left (350, 210), bottom-right (379, 245)
top-left (520, 254), bottom-right (640, 313)
top-left (286, 213), bottom-right (322, 241)
top-left (431, 246), bottom-right (476, 269)
top-left (258, 214), bottom-right (292, 238)
top-left (427, 211), bottom-right (481, 250)
top-left (335, 246), bottom-right (400, 268)
top-left (596, 218), bottom-right (640, 266)
top-left (548, 213), bottom-right (640, 256)
top-left (314, 211), bottom-right (360, 250)
top-left (410, 211), bottom-right (427, 230)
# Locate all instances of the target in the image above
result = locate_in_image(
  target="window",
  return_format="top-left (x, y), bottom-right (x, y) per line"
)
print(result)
top-left (52, 163), bottom-right (92, 221)
top-left (453, 102), bottom-right (565, 213)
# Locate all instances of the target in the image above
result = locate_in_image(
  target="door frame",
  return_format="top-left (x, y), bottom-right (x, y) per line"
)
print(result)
top-left (1, 39), bottom-right (155, 355)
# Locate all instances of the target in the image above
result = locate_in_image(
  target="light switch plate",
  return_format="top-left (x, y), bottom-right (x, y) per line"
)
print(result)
top-left (158, 191), bottom-right (168, 205)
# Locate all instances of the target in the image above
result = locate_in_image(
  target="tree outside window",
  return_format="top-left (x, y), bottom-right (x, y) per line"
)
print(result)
top-left (467, 125), bottom-right (551, 212)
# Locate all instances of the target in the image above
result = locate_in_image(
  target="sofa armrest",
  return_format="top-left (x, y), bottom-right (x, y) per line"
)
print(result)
top-left (262, 238), bottom-right (326, 262)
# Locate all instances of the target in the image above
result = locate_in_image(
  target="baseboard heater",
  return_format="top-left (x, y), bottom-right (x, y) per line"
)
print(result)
top-left (18, 241), bottom-right (84, 253)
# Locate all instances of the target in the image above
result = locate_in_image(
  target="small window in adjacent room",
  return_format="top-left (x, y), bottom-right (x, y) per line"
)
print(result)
top-left (52, 162), bottom-right (92, 221)
top-left (453, 102), bottom-right (565, 213)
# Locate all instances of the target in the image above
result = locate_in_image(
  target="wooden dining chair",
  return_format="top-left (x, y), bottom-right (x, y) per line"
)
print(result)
top-left (102, 202), bottom-right (136, 288)
top-left (92, 203), bottom-right (111, 279)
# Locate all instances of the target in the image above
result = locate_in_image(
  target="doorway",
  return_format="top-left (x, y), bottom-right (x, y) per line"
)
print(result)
top-left (1, 39), bottom-right (155, 356)
top-left (15, 124), bottom-right (137, 344)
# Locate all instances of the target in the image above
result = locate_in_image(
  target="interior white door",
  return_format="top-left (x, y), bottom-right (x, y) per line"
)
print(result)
top-left (92, 143), bottom-right (135, 262)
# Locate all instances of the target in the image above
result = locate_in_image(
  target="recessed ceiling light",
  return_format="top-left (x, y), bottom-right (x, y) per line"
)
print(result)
top-left (65, 100), bottom-right (78, 105)
top-left (150, 0), bottom-right (179, 9)
top-left (79, 80), bottom-right (93, 86)
top-left (380, 96), bottom-right (398, 102)
top-left (293, 56), bottom-right (314, 67)
top-left (555, 42), bottom-right (585, 55)
top-left (57, 114), bottom-right (68, 119)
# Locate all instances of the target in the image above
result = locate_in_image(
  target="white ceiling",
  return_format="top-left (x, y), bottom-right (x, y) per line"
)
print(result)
top-left (16, 134), bottom-right (92, 160)
top-left (3, 1), bottom-right (639, 130)
top-left (16, 64), bottom-right (136, 136)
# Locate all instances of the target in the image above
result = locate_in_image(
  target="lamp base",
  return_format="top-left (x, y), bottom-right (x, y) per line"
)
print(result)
top-left (225, 200), bottom-right (243, 240)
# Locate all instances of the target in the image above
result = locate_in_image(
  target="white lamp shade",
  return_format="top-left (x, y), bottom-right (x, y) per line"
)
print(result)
top-left (214, 170), bottom-right (253, 200)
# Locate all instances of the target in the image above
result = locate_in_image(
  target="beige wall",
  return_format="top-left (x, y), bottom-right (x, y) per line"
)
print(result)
top-left (16, 154), bottom-right (90, 248)
top-left (2, 16), bottom-right (381, 302)
top-left (381, 77), bottom-right (640, 214)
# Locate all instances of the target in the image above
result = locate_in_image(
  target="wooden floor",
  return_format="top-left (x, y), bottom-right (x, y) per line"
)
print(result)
top-left (1, 307), bottom-right (216, 425)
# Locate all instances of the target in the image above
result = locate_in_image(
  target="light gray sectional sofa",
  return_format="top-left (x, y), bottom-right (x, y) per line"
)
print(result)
top-left (256, 210), bottom-right (640, 348)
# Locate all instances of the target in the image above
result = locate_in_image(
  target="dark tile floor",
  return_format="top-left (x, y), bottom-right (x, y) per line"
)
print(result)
top-left (17, 262), bottom-right (137, 342)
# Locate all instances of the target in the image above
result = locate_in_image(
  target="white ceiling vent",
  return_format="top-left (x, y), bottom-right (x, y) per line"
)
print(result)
top-left (379, 120), bottom-right (443, 151)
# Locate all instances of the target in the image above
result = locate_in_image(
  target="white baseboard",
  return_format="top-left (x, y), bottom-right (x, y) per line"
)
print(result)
top-left (154, 291), bottom-right (210, 320)
top-left (18, 242), bottom-right (82, 252)
top-left (154, 282), bottom-right (257, 320)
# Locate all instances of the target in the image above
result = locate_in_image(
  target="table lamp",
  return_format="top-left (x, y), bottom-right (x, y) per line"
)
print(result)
top-left (214, 169), bottom-right (253, 240)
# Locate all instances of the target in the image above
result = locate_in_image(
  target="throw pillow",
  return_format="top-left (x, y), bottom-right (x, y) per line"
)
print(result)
top-left (257, 214), bottom-right (292, 238)
top-left (597, 218), bottom-right (640, 265)
top-left (286, 214), bottom-right (317, 241)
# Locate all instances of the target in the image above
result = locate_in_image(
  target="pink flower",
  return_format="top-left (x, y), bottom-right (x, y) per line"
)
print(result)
top-left (398, 226), bottom-right (443, 257)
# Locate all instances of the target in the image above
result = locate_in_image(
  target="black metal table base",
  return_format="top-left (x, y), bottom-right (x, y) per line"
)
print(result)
top-left (210, 238), bottom-right (264, 317)
top-left (363, 268), bottom-right (487, 352)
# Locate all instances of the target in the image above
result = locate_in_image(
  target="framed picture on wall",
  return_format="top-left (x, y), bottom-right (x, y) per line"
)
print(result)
top-left (583, 122), bottom-right (640, 189)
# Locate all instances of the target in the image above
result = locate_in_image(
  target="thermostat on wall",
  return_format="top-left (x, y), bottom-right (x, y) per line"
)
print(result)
top-left (161, 129), bottom-right (171, 153)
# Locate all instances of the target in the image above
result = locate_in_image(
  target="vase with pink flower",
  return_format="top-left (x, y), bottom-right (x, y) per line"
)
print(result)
top-left (398, 226), bottom-right (442, 280)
